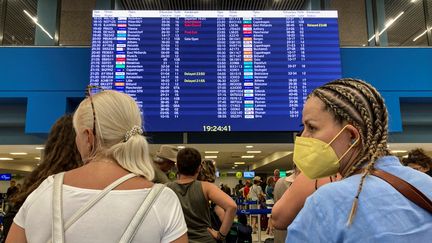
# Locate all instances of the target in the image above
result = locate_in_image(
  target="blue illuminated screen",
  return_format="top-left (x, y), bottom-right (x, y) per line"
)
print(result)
top-left (243, 171), bottom-right (255, 178)
top-left (90, 10), bottom-right (341, 132)
top-left (0, 173), bottom-right (11, 181)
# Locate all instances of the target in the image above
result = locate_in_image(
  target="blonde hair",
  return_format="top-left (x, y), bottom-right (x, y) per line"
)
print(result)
top-left (311, 78), bottom-right (391, 225)
top-left (73, 90), bottom-right (154, 180)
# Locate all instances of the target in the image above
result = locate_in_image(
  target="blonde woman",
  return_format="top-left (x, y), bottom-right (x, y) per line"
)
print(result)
top-left (7, 90), bottom-right (187, 243)
top-left (287, 79), bottom-right (432, 242)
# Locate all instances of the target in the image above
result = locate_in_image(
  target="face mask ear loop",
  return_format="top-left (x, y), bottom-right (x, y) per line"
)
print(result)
top-left (326, 125), bottom-right (359, 162)
top-left (326, 124), bottom-right (350, 148)
top-left (338, 138), bottom-right (359, 162)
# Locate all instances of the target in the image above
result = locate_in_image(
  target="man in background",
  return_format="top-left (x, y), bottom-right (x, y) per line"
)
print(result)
top-left (6, 180), bottom-right (18, 199)
top-left (234, 179), bottom-right (244, 198)
top-left (152, 145), bottom-right (179, 183)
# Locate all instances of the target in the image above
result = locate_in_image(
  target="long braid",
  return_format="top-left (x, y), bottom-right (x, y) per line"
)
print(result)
top-left (310, 78), bottom-right (389, 226)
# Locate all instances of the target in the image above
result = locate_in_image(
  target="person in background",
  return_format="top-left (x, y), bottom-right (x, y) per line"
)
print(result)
top-left (198, 159), bottom-right (224, 231)
top-left (7, 90), bottom-right (187, 243)
top-left (234, 180), bottom-right (244, 198)
top-left (273, 169), bottom-right (280, 182)
top-left (402, 148), bottom-right (432, 177)
top-left (226, 214), bottom-right (252, 243)
top-left (2, 114), bottom-right (83, 241)
top-left (286, 78), bottom-right (432, 242)
top-left (152, 145), bottom-right (179, 183)
top-left (265, 176), bottom-right (275, 235)
top-left (265, 176), bottom-right (275, 200)
top-left (247, 176), bottom-right (265, 233)
top-left (272, 172), bottom-right (338, 230)
top-left (239, 180), bottom-right (251, 200)
top-left (167, 148), bottom-right (237, 243)
top-left (272, 129), bottom-right (341, 232)
top-left (5, 181), bottom-right (17, 200)
top-left (272, 166), bottom-right (299, 243)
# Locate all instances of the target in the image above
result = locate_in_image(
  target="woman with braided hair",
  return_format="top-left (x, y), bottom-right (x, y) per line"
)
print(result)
top-left (286, 78), bottom-right (432, 242)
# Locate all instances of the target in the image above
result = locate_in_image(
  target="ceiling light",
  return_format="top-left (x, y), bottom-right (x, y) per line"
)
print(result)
top-left (0, 158), bottom-right (13, 161)
top-left (35, 147), bottom-right (45, 150)
top-left (177, 146), bottom-right (185, 149)
top-left (234, 165), bottom-right (238, 167)
top-left (402, 155), bottom-right (409, 158)
top-left (232, 166), bottom-right (235, 169)
top-left (23, 10), bottom-right (54, 39)
top-left (368, 11), bottom-right (404, 42)
top-left (10, 152), bottom-right (28, 155)
top-left (205, 151), bottom-right (219, 154)
top-left (241, 155), bottom-right (254, 159)
top-left (246, 151), bottom-right (261, 154)
top-left (205, 155), bottom-right (218, 159)
top-left (245, 145), bottom-right (254, 148)
top-left (391, 150), bottom-right (407, 153)
top-left (35, 157), bottom-right (41, 160)
top-left (234, 162), bottom-right (245, 165)
top-left (413, 29), bottom-right (429, 42)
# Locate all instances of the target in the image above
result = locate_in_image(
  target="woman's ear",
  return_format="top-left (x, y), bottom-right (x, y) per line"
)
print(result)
top-left (346, 124), bottom-right (360, 146)
top-left (84, 128), bottom-right (95, 148)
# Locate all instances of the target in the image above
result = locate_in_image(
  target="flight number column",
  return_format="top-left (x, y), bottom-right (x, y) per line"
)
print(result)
top-left (99, 17), bottom-right (117, 89)
top-left (90, 17), bottom-right (102, 86)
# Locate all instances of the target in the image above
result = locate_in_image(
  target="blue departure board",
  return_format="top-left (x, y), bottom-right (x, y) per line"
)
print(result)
top-left (90, 11), bottom-right (341, 132)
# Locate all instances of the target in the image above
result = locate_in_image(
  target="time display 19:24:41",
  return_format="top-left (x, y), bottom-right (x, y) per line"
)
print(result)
top-left (203, 125), bottom-right (232, 132)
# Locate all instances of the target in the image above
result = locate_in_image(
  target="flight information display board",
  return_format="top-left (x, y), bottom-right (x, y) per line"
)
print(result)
top-left (90, 11), bottom-right (341, 132)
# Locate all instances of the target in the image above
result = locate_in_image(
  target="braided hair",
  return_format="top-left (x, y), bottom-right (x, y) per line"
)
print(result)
top-left (12, 114), bottom-right (83, 205)
top-left (310, 78), bottom-right (391, 225)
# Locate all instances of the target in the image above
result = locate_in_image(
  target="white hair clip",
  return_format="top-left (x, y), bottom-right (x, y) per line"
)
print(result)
top-left (124, 125), bottom-right (143, 141)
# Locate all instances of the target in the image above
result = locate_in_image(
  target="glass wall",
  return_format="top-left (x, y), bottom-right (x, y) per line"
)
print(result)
top-left (0, 0), bottom-right (37, 45)
top-left (1, 0), bottom-right (431, 46)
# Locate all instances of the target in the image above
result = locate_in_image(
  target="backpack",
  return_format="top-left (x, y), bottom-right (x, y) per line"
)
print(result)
top-left (226, 222), bottom-right (252, 243)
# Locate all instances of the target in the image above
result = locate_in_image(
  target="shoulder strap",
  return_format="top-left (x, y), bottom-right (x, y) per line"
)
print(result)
top-left (49, 173), bottom-right (137, 243)
top-left (119, 184), bottom-right (165, 243)
top-left (52, 172), bottom-right (65, 243)
top-left (371, 169), bottom-right (432, 214)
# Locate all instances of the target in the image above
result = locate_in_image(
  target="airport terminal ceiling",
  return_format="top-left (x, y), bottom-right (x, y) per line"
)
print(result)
top-left (1, 143), bottom-right (432, 175)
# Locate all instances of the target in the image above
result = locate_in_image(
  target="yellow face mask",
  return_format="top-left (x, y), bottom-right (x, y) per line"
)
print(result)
top-left (293, 125), bottom-right (358, 179)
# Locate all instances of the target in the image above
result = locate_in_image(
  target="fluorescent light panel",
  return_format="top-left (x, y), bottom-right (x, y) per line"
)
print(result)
top-left (392, 150), bottom-right (407, 153)
top-left (23, 10), bottom-right (54, 40)
top-left (234, 162), bottom-right (245, 165)
top-left (0, 158), bottom-right (13, 160)
top-left (35, 147), bottom-right (45, 150)
top-left (246, 151), bottom-right (261, 154)
top-left (10, 152), bottom-right (28, 155)
top-left (205, 155), bottom-right (218, 159)
top-left (245, 145), bottom-right (254, 148)
top-left (241, 155), bottom-right (254, 159)
top-left (368, 11), bottom-right (404, 42)
top-left (205, 151), bottom-right (219, 154)
top-left (413, 29), bottom-right (429, 42)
